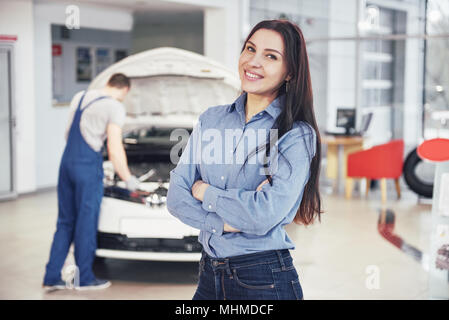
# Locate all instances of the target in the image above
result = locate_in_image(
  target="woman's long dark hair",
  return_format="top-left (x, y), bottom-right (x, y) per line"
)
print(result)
top-left (242, 19), bottom-right (322, 225)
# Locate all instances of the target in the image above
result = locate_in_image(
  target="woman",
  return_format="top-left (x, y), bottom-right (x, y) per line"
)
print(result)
top-left (167, 19), bottom-right (322, 300)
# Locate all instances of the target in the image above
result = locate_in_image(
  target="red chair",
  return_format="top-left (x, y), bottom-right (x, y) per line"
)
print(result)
top-left (345, 139), bottom-right (404, 204)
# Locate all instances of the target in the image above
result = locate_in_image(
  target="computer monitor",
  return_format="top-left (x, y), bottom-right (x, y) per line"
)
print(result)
top-left (336, 108), bottom-right (356, 135)
top-left (359, 112), bottom-right (373, 135)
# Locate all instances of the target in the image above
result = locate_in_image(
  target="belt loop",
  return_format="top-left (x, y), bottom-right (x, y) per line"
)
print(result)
top-left (200, 251), bottom-right (206, 272)
top-left (276, 250), bottom-right (286, 271)
top-left (225, 259), bottom-right (232, 277)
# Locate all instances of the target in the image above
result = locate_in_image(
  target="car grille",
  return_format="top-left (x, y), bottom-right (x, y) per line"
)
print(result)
top-left (97, 232), bottom-right (202, 253)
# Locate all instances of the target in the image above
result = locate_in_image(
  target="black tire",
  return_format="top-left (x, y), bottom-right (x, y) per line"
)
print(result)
top-left (94, 256), bottom-right (106, 264)
top-left (403, 147), bottom-right (434, 198)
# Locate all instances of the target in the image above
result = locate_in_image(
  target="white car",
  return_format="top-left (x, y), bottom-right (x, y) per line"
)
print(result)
top-left (88, 47), bottom-right (240, 262)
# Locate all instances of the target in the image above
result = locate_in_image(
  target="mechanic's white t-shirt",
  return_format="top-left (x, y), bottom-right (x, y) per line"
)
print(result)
top-left (65, 90), bottom-right (126, 152)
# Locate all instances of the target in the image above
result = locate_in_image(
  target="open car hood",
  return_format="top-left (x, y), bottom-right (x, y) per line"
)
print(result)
top-left (89, 47), bottom-right (241, 131)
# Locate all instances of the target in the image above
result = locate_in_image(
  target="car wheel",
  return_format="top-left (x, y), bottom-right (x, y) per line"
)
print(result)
top-left (403, 147), bottom-right (434, 198)
top-left (94, 256), bottom-right (106, 264)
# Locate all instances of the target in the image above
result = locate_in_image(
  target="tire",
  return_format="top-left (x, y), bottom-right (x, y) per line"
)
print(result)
top-left (94, 256), bottom-right (106, 264)
top-left (403, 147), bottom-right (434, 198)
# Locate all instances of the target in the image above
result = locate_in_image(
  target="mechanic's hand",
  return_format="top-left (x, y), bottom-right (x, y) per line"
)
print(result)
top-left (256, 179), bottom-right (270, 191)
top-left (126, 175), bottom-right (140, 191)
top-left (192, 180), bottom-right (209, 202)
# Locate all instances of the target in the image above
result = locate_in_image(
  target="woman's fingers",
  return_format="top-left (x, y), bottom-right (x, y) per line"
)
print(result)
top-left (224, 223), bottom-right (240, 233)
top-left (191, 180), bottom-right (203, 199)
top-left (256, 179), bottom-right (270, 191)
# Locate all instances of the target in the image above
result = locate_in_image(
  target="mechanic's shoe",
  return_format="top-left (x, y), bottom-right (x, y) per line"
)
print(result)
top-left (75, 279), bottom-right (111, 291)
top-left (43, 280), bottom-right (68, 291)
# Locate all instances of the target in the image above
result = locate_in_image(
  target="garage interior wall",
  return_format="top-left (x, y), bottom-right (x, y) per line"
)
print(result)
top-left (4, 0), bottom-right (428, 195)
top-left (1, 0), bottom-right (244, 194)
top-left (33, 0), bottom-right (133, 191)
top-left (51, 25), bottom-right (131, 103)
top-left (132, 11), bottom-right (204, 55)
top-left (0, 0), bottom-right (36, 194)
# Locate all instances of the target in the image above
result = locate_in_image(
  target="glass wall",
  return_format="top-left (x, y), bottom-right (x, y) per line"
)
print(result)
top-left (248, 0), bottom-right (449, 299)
top-left (423, 0), bottom-right (449, 140)
top-left (248, 0), bottom-right (429, 149)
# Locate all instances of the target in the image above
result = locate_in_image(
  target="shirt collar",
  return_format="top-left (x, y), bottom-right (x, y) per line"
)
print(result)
top-left (227, 92), bottom-right (284, 119)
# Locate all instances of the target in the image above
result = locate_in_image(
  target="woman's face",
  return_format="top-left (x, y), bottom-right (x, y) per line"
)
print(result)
top-left (239, 28), bottom-right (290, 98)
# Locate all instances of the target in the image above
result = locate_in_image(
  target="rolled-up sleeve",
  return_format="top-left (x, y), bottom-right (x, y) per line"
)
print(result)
top-left (202, 127), bottom-right (316, 236)
top-left (166, 120), bottom-right (224, 236)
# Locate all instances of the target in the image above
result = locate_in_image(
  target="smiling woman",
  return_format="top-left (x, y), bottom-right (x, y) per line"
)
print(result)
top-left (239, 29), bottom-right (290, 109)
top-left (239, 20), bottom-right (322, 226)
top-left (166, 19), bottom-right (321, 300)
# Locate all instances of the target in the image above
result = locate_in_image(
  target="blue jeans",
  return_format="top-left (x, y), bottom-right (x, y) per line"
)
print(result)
top-left (193, 249), bottom-right (304, 300)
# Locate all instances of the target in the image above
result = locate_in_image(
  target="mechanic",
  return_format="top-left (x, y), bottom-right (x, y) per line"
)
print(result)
top-left (43, 73), bottom-right (140, 290)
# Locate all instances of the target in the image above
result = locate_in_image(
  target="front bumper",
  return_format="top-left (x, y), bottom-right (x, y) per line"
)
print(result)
top-left (97, 232), bottom-right (202, 252)
top-left (96, 232), bottom-right (202, 262)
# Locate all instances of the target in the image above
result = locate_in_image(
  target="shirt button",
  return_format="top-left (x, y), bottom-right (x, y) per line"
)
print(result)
top-left (221, 176), bottom-right (224, 180)
top-left (208, 204), bottom-right (212, 209)
top-left (212, 229), bottom-right (216, 233)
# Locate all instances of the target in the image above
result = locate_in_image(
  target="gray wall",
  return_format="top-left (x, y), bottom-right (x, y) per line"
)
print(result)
top-left (131, 11), bottom-right (204, 55)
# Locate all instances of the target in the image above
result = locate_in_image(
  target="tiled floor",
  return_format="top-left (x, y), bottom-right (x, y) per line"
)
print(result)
top-left (0, 184), bottom-right (434, 299)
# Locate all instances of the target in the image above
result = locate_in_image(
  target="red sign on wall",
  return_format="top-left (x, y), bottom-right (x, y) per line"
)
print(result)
top-left (0, 35), bottom-right (18, 42)
top-left (52, 44), bottom-right (62, 56)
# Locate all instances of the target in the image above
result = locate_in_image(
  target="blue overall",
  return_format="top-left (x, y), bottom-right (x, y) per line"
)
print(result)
top-left (44, 92), bottom-right (109, 286)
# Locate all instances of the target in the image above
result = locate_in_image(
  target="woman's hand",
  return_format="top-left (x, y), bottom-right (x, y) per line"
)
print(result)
top-left (222, 180), bottom-right (269, 233)
top-left (224, 223), bottom-right (240, 233)
top-left (193, 179), bottom-right (269, 232)
top-left (256, 179), bottom-right (270, 191)
top-left (192, 181), bottom-right (239, 232)
top-left (192, 180), bottom-right (210, 202)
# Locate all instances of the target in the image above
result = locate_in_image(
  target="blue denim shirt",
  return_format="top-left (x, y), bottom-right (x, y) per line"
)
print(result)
top-left (166, 92), bottom-right (316, 258)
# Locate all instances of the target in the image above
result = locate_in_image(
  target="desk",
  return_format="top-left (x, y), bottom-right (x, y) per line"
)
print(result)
top-left (323, 135), bottom-right (364, 194)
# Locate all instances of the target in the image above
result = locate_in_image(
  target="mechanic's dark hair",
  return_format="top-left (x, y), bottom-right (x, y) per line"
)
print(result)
top-left (242, 19), bottom-right (322, 226)
top-left (107, 73), bottom-right (131, 89)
